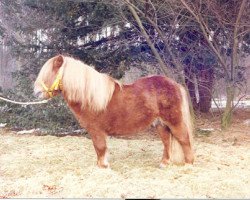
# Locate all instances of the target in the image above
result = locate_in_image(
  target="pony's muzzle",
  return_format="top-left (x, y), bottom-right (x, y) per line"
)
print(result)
top-left (33, 90), bottom-right (43, 99)
top-left (33, 86), bottom-right (46, 99)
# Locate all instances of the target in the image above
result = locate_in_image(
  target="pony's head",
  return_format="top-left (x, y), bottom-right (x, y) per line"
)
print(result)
top-left (34, 55), bottom-right (64, 99)
top-left (34, 55), bottom-right (121, 112)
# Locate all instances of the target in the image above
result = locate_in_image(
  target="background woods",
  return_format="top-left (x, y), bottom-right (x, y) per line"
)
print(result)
top-left (0, 0), bottom-right (249, 132)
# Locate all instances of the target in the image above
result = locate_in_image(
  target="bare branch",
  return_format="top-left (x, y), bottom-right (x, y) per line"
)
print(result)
top-left (180, 0), bottom-right (230, 79)
top-left (125, 0), bottom-right (171, 76)
top-left (231, 0), bottom-right (248, 81)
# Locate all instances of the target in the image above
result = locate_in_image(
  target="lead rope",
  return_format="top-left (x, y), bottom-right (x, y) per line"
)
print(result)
top-left (0, 96), bottom-right (49, 105)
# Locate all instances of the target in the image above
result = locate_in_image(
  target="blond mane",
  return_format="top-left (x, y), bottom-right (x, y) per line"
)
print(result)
top-left (35, 57), bottom-right (55, 86)
top-left (61, 56), bottom-right (120, 112)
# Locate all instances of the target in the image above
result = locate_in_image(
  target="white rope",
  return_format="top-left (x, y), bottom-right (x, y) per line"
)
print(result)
top-left (0, 96), bottom-right (49, 105)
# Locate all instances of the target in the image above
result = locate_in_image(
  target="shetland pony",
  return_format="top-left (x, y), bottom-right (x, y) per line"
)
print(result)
top-left (34, 55), bottom-right (194, 168)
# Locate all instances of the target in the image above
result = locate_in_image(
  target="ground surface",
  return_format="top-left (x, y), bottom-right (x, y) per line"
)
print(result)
top-left (0, 109), bottom-right (250, 198)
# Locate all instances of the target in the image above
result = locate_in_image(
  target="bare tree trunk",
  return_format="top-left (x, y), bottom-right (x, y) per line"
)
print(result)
top-left (221, 83), bottom-right (235, 129)
top-left (221, 0), bottom-right (247, 129)
top-left (185, 67), bottom-right (214, 113)
top-left (197, 68), bottom-right (214, 112)
top-left (184, 66), bottom-right (198, 110)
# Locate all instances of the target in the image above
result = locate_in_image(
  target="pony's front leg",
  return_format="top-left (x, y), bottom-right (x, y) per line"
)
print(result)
top-left (89, 130), bottom-right (109, 168)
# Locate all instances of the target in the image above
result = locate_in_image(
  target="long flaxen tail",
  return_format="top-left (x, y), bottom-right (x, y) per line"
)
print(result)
top-left (170, 85), bottom-right (194, 164)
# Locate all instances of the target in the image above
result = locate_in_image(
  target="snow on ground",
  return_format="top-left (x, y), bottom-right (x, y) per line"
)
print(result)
top-left (211, 99), bottom-right (250, 109)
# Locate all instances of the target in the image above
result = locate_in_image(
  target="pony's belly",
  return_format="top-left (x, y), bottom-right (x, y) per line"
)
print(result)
top-left (105, 117), bottom-right (155, 136)
top-left (107, 128), bottom-right (145, 136)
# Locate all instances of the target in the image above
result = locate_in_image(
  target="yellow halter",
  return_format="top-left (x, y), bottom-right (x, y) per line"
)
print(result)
top-left (40, 68), bottom-right (63, 98)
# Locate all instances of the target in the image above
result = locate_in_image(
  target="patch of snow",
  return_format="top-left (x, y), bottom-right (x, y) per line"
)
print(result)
top-left (16, 129), bottom-right (39, 135)
top-left (199, 128), bottom-right (215, 132)
top-left (0, 123), bottom-right (7, 128)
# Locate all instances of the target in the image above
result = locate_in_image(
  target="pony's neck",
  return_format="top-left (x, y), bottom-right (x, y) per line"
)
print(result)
top-left (61, 56), bottom-right (119, 112)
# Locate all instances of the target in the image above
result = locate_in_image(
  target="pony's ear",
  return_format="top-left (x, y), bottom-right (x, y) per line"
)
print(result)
top-left (53, 55), bottom-right (64, 70)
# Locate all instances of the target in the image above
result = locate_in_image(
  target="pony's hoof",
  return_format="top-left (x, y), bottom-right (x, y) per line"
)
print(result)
top-left (185, 155), bottom-right (194, 164)
top-left (159, 163), bottom-right (167, 168)
top-left (97, 162), bottom-right (110, 169)
top-left (159, 160), bottom-right (170, 168)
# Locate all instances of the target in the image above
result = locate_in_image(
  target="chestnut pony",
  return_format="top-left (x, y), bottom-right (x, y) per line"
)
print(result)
top-left (34, 55), bottom-right (194, 168)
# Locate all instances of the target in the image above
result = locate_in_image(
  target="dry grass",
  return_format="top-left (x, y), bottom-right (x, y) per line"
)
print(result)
top-left (0, 109), bottom-right (250, 198)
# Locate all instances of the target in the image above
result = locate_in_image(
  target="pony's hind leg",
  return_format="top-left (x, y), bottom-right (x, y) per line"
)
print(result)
top-left (170, 123), bottom-right (194, 164)
top-left (156, 124), bottom-right (171, 168)
top-left (89, 130), bottom-right (109, 168)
